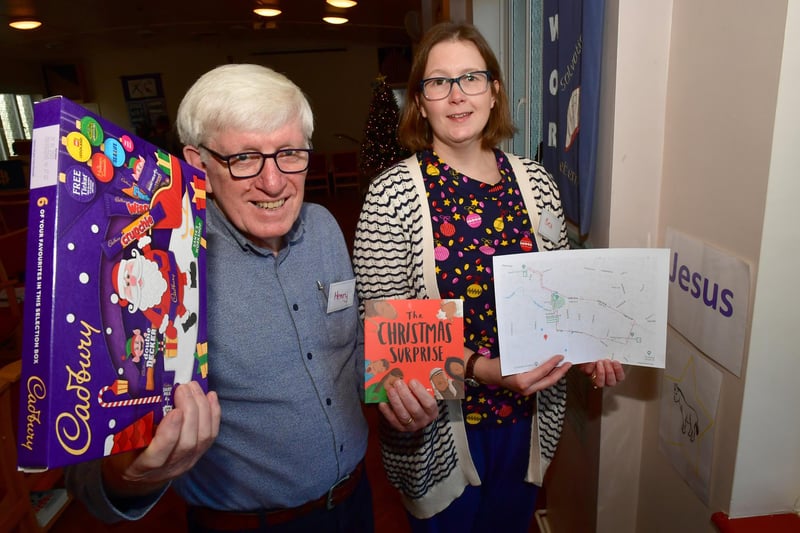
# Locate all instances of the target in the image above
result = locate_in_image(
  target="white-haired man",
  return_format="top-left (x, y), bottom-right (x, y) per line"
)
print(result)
top-left (68, 63), bottom-right (438, 533)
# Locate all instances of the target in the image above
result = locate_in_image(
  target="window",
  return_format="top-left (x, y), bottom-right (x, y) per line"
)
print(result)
top-left (506, 0), bottom-right (542, 160)
top-left (0, 94), bottom-right (41, 160)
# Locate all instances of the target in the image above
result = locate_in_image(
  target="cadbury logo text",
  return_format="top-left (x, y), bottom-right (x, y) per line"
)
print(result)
top-left (56, 320), bottom-right (101, 455)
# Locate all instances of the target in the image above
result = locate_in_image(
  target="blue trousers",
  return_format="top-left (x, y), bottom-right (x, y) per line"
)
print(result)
top-left (407, 416), bottom-right (539, 533)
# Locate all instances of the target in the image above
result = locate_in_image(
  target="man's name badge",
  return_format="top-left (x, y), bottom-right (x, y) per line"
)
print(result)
top-left (327, 278), bottom-right (356, 313)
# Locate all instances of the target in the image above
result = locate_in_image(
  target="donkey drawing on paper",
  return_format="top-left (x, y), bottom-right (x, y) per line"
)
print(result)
top-left (673, 383), bottom-right (700, 442)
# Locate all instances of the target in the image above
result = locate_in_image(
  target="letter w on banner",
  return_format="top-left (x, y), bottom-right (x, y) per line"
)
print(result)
top-left (541, 0), bottom-right (604, 240)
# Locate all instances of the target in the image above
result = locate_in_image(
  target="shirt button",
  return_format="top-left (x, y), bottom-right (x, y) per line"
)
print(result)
top-left (293, 303), bottom-right (299, 311)
top-left (307, 353), bottom-right (313, 360)
top-left (326, 398), bottom-right (332, 406)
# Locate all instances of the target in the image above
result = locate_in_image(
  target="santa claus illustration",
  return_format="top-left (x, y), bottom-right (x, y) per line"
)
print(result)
top-left (111, 235), bottom-right (197, 341)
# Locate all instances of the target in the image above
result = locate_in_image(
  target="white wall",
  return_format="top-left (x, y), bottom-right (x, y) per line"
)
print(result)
top-left (473, 0), bottom-right (505, 61)
top-left (598, 0), bottom-right (669, 250)
top-left (593, 1), bottom-right (672, 531)
top-left (598, 0), bottom-right (796, 531)
top-left (731, 1), bottom-right (800, 517)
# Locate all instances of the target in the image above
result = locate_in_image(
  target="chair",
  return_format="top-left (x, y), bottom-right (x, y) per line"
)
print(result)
top-left (0, 189), bottom-right (30, 234)
top-left (305, 152), bottom-right (330, 195)
top-left (0, 361), bottom-right (42, 532)
top-left (329, 151), bottom-right (361, 194)
top-left (0, 360), bottom-right (71, 532)
top-left (0, 227), bottom-right (27, 365)
top-left (0, 159), bottom-right (28, 190)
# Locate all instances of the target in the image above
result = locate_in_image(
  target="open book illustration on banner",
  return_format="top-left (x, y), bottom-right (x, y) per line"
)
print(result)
top-left (494, 248), bottom-right (669, 376)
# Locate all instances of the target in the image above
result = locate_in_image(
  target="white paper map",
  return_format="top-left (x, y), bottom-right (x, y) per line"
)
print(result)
top-left (494, 248), bottom-right (669, 375)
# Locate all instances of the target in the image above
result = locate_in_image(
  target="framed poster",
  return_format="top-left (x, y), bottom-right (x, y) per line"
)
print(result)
top-left (121, 74), bottom-right (164, 101)
top-left (120, 73), bottom-right (168, 138)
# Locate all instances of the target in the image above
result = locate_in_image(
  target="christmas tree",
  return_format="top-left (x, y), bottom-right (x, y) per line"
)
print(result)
top-left (359, 76), bottom-right (410, 182)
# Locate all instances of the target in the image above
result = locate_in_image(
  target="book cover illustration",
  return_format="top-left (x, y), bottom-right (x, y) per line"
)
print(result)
top-left (17, 96), bottom-right (207, 471)
top-left (364, 299), bottom-right (464, 403)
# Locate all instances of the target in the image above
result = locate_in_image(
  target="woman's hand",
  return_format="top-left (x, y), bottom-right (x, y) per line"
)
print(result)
top-left (379, 379), bottom-right (439, 433)
top-left (578, 359), bottom-right (626, 389)
top-left (474, 354), bottom-right (571, 396)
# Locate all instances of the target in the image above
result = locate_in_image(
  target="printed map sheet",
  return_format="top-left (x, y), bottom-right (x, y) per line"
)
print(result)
top-left (495, 248), bottom-right (669, 375)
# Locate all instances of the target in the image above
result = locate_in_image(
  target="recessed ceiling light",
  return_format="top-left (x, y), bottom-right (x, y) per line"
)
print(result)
top-left (323, 16), bottom-right (349, 25)
top-left (326, 0), bottom-right (357, 7)
top-left (9, 19), bottom-right (42, 30)
top-left (253, 7), bottom-right (281, 17)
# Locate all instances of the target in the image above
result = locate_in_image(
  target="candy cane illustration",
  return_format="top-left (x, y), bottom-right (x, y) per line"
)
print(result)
top-left (98, 379), bottom-right (162, 408)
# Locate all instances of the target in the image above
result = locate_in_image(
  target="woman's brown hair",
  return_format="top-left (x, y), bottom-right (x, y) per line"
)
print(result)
top-left (398, 21), bottom-right (516, 152)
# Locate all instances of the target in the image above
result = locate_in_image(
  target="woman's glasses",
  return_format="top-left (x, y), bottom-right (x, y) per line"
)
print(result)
top-left (420, 71), bottom-right (492, 101)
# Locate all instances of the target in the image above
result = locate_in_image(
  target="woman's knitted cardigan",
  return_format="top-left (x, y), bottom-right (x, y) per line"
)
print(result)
top-left (353, 153), bottom-right (569, 519)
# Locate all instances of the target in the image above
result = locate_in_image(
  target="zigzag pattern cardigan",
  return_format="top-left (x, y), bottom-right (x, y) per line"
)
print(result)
top-left (353, 153), bottom-right (569, 519)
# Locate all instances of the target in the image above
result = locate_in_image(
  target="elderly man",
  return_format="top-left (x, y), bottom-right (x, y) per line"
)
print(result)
top-left (67, 64), bottom-right (438, 533)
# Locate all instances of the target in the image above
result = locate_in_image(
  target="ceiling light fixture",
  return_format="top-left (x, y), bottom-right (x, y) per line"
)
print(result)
top-left (326, 0), bottom-right (357, 8)
top-left (253, 1), bottom-right (281, 17)
top-left (9, 18), bottom-right (42, 30)
top-left (254, 7), bottom-right (281, 16)
top-left (323, 4), bottom-right (349, 24)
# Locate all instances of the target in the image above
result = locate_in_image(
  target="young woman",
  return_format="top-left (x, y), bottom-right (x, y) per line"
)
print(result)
top-left (354, 22), bottom-right (625, 532)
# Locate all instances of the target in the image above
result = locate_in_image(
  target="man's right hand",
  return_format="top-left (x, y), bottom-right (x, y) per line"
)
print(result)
top-left (101, 380), bottom-right (221, 499)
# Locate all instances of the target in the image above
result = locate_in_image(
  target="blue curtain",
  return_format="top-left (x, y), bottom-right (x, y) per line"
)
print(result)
top-left (541, 0), bottom-right (604, 238)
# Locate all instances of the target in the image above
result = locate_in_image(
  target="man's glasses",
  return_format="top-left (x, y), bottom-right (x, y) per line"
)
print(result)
top-left (420, 71), bottom-right (492, 101)
top-left (199, 144), bottom-right (312, 178)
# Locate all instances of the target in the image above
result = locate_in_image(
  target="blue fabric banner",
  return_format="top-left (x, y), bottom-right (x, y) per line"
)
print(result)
top-left (541, 0), bottom-right (604, 238)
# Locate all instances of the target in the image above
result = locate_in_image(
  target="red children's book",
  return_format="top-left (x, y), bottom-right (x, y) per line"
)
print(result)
top-left (17, 96), bottom-right (207, 471)
top-left (363, 299), bottom-right (464, 403)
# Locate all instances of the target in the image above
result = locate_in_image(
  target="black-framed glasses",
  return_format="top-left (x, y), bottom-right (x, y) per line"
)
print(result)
top-left (199, 144), bottom-right (312, 178)
top-left (420, 71), bottom-right (492, 101)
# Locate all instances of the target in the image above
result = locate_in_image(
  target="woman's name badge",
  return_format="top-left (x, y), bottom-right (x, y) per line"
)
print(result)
top-left (327, 278), bottom-right (356, 313)
top-left (538, 208), bottom-right (562, 242)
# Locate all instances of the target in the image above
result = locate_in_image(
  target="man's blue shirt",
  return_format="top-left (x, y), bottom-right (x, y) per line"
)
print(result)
top-left (174, 200), bottom-right (368, 510)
